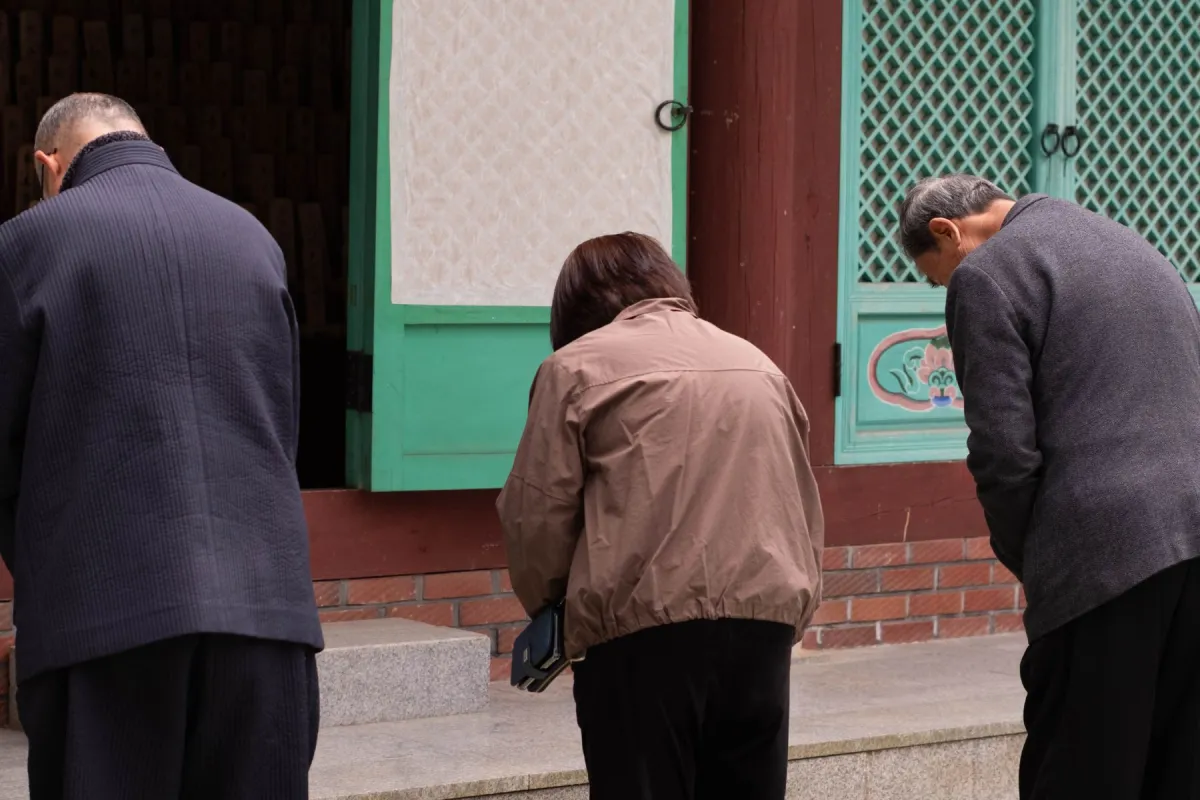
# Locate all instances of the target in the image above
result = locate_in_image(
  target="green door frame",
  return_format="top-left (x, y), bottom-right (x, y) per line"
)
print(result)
top-left (1030, 0), bottom-right (1077, 201)
top-left (345, 0), bottom-right (392, 488)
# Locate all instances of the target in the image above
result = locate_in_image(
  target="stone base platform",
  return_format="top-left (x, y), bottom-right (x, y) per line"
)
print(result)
top-left (0, 634), bottom-right (1026, 799)
top-left (317, 618), bottom-right (491, 727)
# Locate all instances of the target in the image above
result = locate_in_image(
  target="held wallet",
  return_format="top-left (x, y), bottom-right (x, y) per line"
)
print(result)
top-left (510, 601), bottom-right (571, 693)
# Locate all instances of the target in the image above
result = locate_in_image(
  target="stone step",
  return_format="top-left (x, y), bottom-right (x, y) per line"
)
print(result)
top-left (0, 635), bottom-right (1024, 798)
top-left (8, 617), bottom-right (492, 731)
top-left (317, 617), bottom-right (490, 727)
top-left (302, 635), bottom-right (1028, 800)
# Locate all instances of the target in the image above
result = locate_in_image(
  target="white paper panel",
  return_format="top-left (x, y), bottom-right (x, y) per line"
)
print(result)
top-left (389, 0), bottom-right (677, 306)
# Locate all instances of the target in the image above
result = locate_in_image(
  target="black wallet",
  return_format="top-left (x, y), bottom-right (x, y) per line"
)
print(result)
top-left (510, 601), bottom-right (571, 692)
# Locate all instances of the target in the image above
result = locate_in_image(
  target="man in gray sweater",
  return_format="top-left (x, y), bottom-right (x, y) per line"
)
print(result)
top-left (899, 174), bottom-right (1200, 800)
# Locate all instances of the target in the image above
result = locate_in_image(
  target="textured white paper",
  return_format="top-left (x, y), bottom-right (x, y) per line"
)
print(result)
top-left (389, 0), bottom-right (677, 306)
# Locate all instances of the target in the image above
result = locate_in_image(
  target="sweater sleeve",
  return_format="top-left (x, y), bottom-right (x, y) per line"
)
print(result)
top-left (270, 241), bottom-right (301, 467)
top-left (496, 361), bottom-right (585, 617)
top-left (946, 264), bottom-right (1041, 580)
top-left (0, 270), bottom-right (33, 572)
top-left (287, 292), bottom-right (301, 466)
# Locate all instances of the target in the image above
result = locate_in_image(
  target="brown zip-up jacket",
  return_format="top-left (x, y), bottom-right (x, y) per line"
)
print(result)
top-left (498, 298), bottom-right (824, 658)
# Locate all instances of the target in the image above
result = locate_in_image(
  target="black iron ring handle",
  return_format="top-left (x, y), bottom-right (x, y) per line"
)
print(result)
top-left (1061, 125), bottom-right (1082, 157)
top-left (655, 100), bottom-right (692, 132)
top-left (1040, 123), bottom-right (1061, 157)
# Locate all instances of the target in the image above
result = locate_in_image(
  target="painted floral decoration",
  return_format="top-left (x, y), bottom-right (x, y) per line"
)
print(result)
top-left (867, 328), bottom-right (965, 412)
top-left (916, 343), bottom-right (957, 406)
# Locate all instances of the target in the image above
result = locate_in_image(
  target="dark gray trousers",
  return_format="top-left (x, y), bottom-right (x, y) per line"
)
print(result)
top-left (1021, 557), bottom-right (1200, 799)
top-left (20, 634), bottom-right (319, 800)
top-left (573, 619), bottom-right (793, 800)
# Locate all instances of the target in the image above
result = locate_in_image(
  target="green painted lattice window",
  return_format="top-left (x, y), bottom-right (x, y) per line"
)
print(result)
top-left (855, 0), bottom-right (1036, 283)
top-left (1074, 0), bottom-right (1200, 282)
top-left (837, 0), bottom-right (1040, 465)
top-left (839, 0), bottom-right (1200, 466)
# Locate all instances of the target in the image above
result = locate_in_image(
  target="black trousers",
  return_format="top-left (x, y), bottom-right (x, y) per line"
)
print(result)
top-left (1021, 557), bottom-right (1200, 799)
top-left (572, 619), bottom-right (793, 800)
top-left (19, 634), bottom-right (320, 800)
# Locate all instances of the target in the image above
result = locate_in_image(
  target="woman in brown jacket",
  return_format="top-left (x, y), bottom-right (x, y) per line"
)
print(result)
top-left (497, 232), bottom-right (823, 800)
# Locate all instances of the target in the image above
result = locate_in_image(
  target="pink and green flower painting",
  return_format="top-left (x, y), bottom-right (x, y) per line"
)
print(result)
top-left (866, 326), bottom-right (964, 412)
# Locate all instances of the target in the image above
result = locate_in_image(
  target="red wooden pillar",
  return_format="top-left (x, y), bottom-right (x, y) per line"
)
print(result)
top-left (688, 0), bottom-right (842, 465)
top-left (687, 0), bottom-right (985, 546)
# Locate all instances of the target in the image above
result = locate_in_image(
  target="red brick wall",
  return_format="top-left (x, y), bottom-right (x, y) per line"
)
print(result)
top-left (0, 536), bottom-right (1022, 725)
top-left (0, 536), bottom-right (1022, 723)
top-left (310, 536), bottom-right (1023, 683)
top-left (806, 537), bottom-right (1025, 648)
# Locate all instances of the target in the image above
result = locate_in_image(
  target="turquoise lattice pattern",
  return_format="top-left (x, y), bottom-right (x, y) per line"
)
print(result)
top-left (856, 0), bottom-right (1036, 283)
top-left (1075, 1), bottom-right (1200, 282)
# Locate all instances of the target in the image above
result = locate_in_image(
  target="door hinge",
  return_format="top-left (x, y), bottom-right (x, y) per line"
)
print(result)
top-left (346, 351), bottom-right (373, 413)
top-left (833, 343), bottom-right (842, 398)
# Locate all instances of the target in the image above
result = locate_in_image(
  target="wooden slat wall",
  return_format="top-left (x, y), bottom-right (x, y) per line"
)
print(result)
top-left (0, 0), bottom-right (350, 338)
top-left (0, 0), bottom-right (353, 488)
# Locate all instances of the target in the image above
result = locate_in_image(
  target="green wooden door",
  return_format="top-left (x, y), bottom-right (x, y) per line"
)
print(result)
top-left (835, 0), bottom-right (1037, 464)
top-left (346, 0), bottom-right (690, 491)
top-left (835, 0), bottom-right (1200, 465)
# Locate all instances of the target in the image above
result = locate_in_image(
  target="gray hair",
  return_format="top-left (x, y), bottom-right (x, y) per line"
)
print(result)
top-left (898, 174), bottom-right (1013, 258)
top-left (34, 93), bottom-right (144, 154)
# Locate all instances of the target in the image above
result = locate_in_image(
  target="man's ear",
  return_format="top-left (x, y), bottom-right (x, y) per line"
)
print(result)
top-left (33, 149), bottom-right (63, 180)
top-left (928, 217), bottom-right (959, 245)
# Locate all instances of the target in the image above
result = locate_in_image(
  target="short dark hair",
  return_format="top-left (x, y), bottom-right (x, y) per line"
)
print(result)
top-left (550, 232), bottom-right (695, 351)
top-left (898, 174), bottom-right (1013, 258)
top-left (34, 93), bottom-right (144, 153)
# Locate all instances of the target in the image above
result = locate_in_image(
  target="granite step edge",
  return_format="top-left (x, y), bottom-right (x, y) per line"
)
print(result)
top-left (311, 722), bottom-right (1027, 800)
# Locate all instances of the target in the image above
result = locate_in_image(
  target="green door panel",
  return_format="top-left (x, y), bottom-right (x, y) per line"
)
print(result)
top-left (836, 0), bottom-right (1200, 466)
top-left (835, 0), bottom-right (1037, 464)
top-left (347, 0), bottom-right (690, 491)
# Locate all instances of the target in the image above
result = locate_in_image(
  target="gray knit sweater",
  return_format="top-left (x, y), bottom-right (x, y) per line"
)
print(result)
top-left (947, 193), bottom-right (1200, 640)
